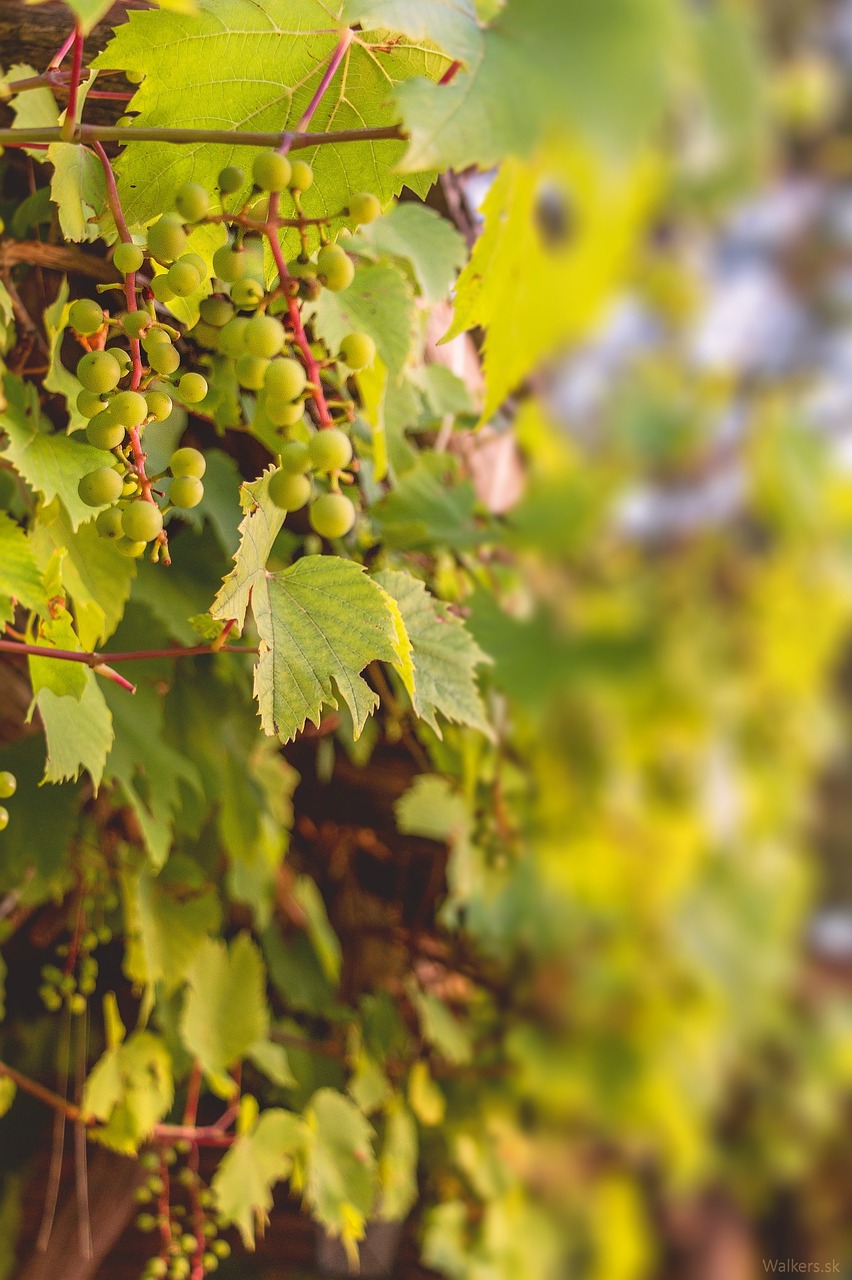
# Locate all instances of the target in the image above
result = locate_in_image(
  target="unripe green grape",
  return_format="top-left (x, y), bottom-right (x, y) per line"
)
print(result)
top-left (123, 476), bottom-right (139, 497)
top-left (170, 475), bottom-right (204, 509)
top-left (69, 993), bottom-right (87, 1016)
top-left (122, 500), bottom-right (164, 542)
top-left (113, 242), bottom-right (144, 274)
top-left (97, 508), bottom-right (124, 541)
top-left (317, 243), bottom-right (354, 291)
top-left (289, 159), bottom-right (314, 191)
top-left (211, 1241), bottom-right (230, 1260)
top-left (278, 440), bottom-right (311, 473)
top-left (340, 331), bottom-right (376, 370)
top-left (79, 466), bottom-right (123, 507)
top-left (0, 772), bottom-right (16, 799)
top-left (230, 278), bottom-right (264, 310)
top-left (140, 1153), bottom-right (160, 1171)
top-left (59, 974), bottom-right (76, 995)
top-left (201, 1217), bottom-right (216, 1234)
top-left (170, 1260), bottom-right (190, 1280)
top-left (170, 447), bottom-right (206, 478)
top-left (111, 390), bottom-right (148, 427)
top-left (308, 426), bottom-right (353, 473)
top-left (268, 469), bottom-right (310, 512)
top-left (298, 276), bottom-right (321, 302)
top-left (116, 536), bottom-right (148, 558)
top-left (190, 321), bottom-right (220, 350)
top-left (348, 191), bottom-right (382, 224)
top-left (265, 355), bottom-right (306, 401)
top-left (199, 296), bottom-right (234, 327)
top-left (167, 260), bottom-right (202, 298)
top-left (202, 1255), bottom-right (218, 1274)
top-left (265, 396), bottom-right (305, 427)
top-left (218, 165), bottom-right (244, 194)
top-left (310, 491), bottom-right (356, 538)
top-left (145, 390), bottom-right (173, 421)
top-left (76, 389), bottom-right (106, 418)
top-left (81, 929), bottom-right (98, 951)
top-left (120, 310), bottom-right (150, 339)
top-left (147, 212), bottom-right (188, 263)
top-left (288, 257), bottom-right (317, 281)
top-left (97, 925), bottom-right (112, 945)
top-left (69, 298), bottom-right (105, 336)
top-left (77, 350), bottom-right (122, 395)
top-left (252, 150), bottom-right (291, 192)
top-left (183, 251), bottom-right (207, 276)
top-left (86, 413), bottom-right (126, 451)
top-left (212, 245), bottom-right (245, 283)
top-left (175, 181), bottom-right (210, 222)
top-left (235, 353), bottom-right (269, 390)
top-left (218, 316), bottom-right (249, 358)
top-left (245, 313), bottom-right (285, 359)
top-left (148, 342), bottom-right (181, 376)
top-left (136, 1213), bottom-right (157, 1233)
top-left (142, 327), bottom-right (171, 352)
top-left (150, 274), bottom-right (176, 303)
top-left (0, 805), bottom-right (8, 833)
top-left (178, 372), bottom-right (208, 403)
top-left (110, 347), bottom-right (133, 375)
top-left (179, 1234), bottom-right (197, 1255)
top-left (134, 1185), bottom-right (153, 1204)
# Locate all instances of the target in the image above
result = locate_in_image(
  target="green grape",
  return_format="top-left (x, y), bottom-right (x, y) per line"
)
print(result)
top-left (97, 925), bottom-right (112, 944)
top-left (59, 974), bottom-right (76, 995)
top-left (265, 355), bottom-right (306, 401)
top-left (136, 1214), bottom-right (157, 1233)
top-left (175, 181), bottom-right (210, 222)
top-left (310, 491), bottom-right (356, 538)
top-left (308, 426), bottom-right (353, 473)
top-left (340, 331), bottom-right (376, 370)
top-left (170, 1260), bottom-right (190, 1280)
top-left (178, 373), bottom-right (208, 403)
top-left (218, 316), bottom-right (249, 358)
top-left (110, 347), bottom-right (133, 375)
top-left (167, 260), bottom-right (202, 298)
top-left (96, 507), bottom-right (125, 540)
top-left (76, 389), bottom-right (106, 418)
top-left (134, 1186), bottom-right (153, 1206)
top-left (289, 159), bottom-right (314, 191)
top-left (0, 806), bottom-right (9, 833)
top-left (179, 1234), bottom-right (197, 1255)
top-left (0, 772), bottom-right (16, 799)
top-left (77, 350), bottom-right (122, 395)
top-left (245, 313), bottom-right (285, 359)
top-left (111, 390), bottom-right (148, 427)
top-left (202, 1255), bottom-right (218, 1274)
top-left (81, 929), bottom-right (98, 951)
top-left (170, 447), bottom-right (206, 478)
top-left (317, 243), bottom-right (355, 292)
top-left (113, 242), bottom-right (144, 274)
top-left (349, 191), bottom-right (382, 224)
top-left (122, 500), bottom-right (164, 542)
top-left (218, 165), bottom-right (244, 194)
top-left (230, 278), bottom-right (264, 310)
top-left (69, 993), bottom-right (87, 1016)
top-left (235, 353), bottom-right (269, 390)
top-left (265, 396), bottom-right (305, 428)
top-left (182, 251), bottom-right (207, 277)
top-left (199, 296), bottom-right (234, 328)
top-left (148, 342), bottom-right (181, 376)
top-left (150, 274), bottom-right (176, 303)
top-left (211, 1241), bottom-right (230, 1260)
top-left (170, 476), bottom-right (204, 509)
top-left (147, 212), bottom-right (188, 263)
top-left (86, 413), bottom-right (126, 451)
top-left (191, 321), bottom-right (220, 350)
top-left (120, 310), bottom-right (150, 339)
top-left (141, 1153), bottom-right (160, 1172)
top-left (116, 536), bottom-right (148, 558)
top-left (142, 327), bottom-right (171, 352)
top-left (145, 390), bottom-right (173, 421)
top-left (288, 257), bottom-right (317, 281)
top-left (268, 469), bottom-right (311, 512)
top-left (252, 150), bottom-right (291, 192)
top-left (278, 440), bottom-right (311, 473)
top-left (212, 245), bottom-right (245, 283)
top-left (79, 467), bottom-right (123, 507)
top-left (69, 298), bottom-right (105, 335)
top-left (147, 1261), bottom-right (168, 1280)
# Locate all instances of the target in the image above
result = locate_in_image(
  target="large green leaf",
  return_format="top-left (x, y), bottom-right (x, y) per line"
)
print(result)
top-left (122, 855), bottom-right (222, 994)
top-left (372, 451), bottom-right (488, 551)
top-left (211, 468), bottom-right (285, 631)
top-left (352, 202), bottom-right (467, 303)
top-left (342, 0), bottom-right (483, 65)
top-left (305, 1089), bottom-right (377, 1242)
top-left (35, 675), bottom-right (114, 789)
top-left (0, 511), bottom-right (46, 629)
top-left (213, 1108), bottom-right (307, 1247)
top-left (83, 1030), bottom-right (174, 1154)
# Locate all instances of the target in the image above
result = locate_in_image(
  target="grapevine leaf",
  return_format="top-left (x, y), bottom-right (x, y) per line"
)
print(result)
top-left (351, 202), bottom-right (467, 302)
top-left (0, 511), bottom-right (46, 629)
top-left (83, 1031), bottom-right (173, 1155)
top-left (292, 875), bottom-right (341, 984)
top-left (375, 569), bottom-right (492, 737)
top-left (309, 263), bottom-right (415, 379)
top-left (180, 933), bottom-right (269, 1093)
top-left (248, 1040), bottom-right (295, 1089)
top-left (28, 607), bottom-right (88, 701)
top-left (408, 1060), bottom-right (445, 1126)
top-left (395, 775), bottom-right (469, 844)
top-left (6, 64), bottom-right (58, 159)
top-left (213, 1108), bottom-right (307, 1248)
top-left (122, 856), bottom-right (222, 995)
top-left (0, 736), bottom-right (78, 889)
top-left (372, 451), bottom-right (488, 551)
top-left (92, 1), bottom-right (448, 235)
top-left (43, 280), bottom-right (89, 435)
top-left (305, 1089), bottom-right (377, 1242)
top-left (409, 985), bottom-right (472, 1064)
top-left (342, 0), bottom-right (483, 65)
top-left (35, 675), bottom-right (114, 790)
top-left (248, 557), bottom-right (401, 744)
top-left (211, 468), bottom-right (285, 631)
top-left (377, 1100), bottom-right (418, 1221)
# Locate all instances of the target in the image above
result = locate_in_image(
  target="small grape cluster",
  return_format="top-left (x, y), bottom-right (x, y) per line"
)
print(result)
top-left (0, 770), bottom-right (16, 832)
top-left (38, 883), bottom-right (118, 1015)
top-left (267, 427), bottom-right (359, 537)
top-left (136, 1148), bottom-right (231, 1279)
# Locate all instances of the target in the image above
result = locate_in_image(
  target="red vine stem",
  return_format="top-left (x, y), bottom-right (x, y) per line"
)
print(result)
top-left (0, 1058), bottom-right (84, 1124)
top-left (47, 29), bottom-right (76, 71)
top-left (0, 637), bottom-right (256, 668)
top-left (60, 23), bottom-right (84, 142)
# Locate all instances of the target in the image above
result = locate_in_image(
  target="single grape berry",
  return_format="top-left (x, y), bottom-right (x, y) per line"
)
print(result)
top-left (218, 165), bottom-right (244, 194)
top-left (265, 356), bottom-right (306, 401)
top-left (111, 390), bottom-right (148, 427)
top-left (317, 243), bottom-right (355, 292)
top-left (269, 469), bottom-right (311, 512)
top-left (265, 397), bottom-right (305, 428)
top-left (76, 389), bottom-right (106, 418)
top-left (178, 372), bottom-right (208, 403)
top-left (167, 260), bottom-right (202, 298)
top-left (77, 350), bottom-right (122, 395)
top-left (235, 353), bottom-right (269, 390)
top-left (175, 181), bottom-right (210, 222)
top-left (110, 347), bottom-right (133, 375)
top-left (69, 993), bottom-right (87, 1016)
top-left (79, 467), bottom-right (124, 507)
top-left (86, 414), bottom-right (126, 451)
top-left (211, 1241), bottom-right (231, 1260)
top-left (113, 242), bottom-right (145, 274)
top-left (245, 313), bottom-right (285, 359)
top-left (288, 257), bottom-right (317, 281)
top-left (340, 331), bottom-right (376, 370)
top-left (141, 327), bottom-right (171, 352)
top-left (150, 274), bottom-right (176, 303)
top-left (148, 342), bottom-right (181, 376)
top-left (145, 390), bottom-right (173, 421)
top-left (231, 278), bottom-right (264, 310)
top-left (96, 507), bottom-right (124, 540)
top-left (116, 536), bottom-right (147, 558)
top-left (136, 1213), bottom-right (157, 1233)
top-left (202, 1255), bottom-right (219, 1274)
top-left (212, 245), bottom-right (245, 283)
top-left (308, 426), bottom-right (353, 473)
top-left (120, 310), bottom-right (150, 339)
top-left (289, 159), bottom-right (314, 191)
top-left (199, 296), bottom-right (235, 328)
top-left (147, 212), bottom-right (188, 263)
top-left (122, 500), bottom-right (164, 542)
top-left (191, 321), bottom-right (220, 350)
top-left (310, 491), bottom-right (356, 538)
top-left (69, 298), bottom-right (105, 336)
top-left (218, 316), bottom-right (250, 358)
top-left (252, 150), bottom-right (292, 192)
top-left (279, 440), bottom-right (311, 473)
top-left (0, 772), bottom-right (16, 799)
top-left (170, 447), bottom-right (206, 478)
top-left (349, 191), bottom-right (382, 224)
top-left (170, 476), bottom-right (204, 509)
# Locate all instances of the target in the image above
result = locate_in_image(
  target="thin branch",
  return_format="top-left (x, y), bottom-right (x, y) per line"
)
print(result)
top-left (0, 1058), bottom-right (84, 1125)
top-left (0, 638), bottom-right (257, 668)
top-left (0, 124), bottom-right (405, 149)
top-left (61, 24), bottom-right (85, 143)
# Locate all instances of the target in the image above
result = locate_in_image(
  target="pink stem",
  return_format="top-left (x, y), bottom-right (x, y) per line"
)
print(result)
top-left (47, 29), bottom-right (76, 71)
top-left (0, 638), bottom-right (256, 666)
top-left (61, 24), bottom-right (84, 142)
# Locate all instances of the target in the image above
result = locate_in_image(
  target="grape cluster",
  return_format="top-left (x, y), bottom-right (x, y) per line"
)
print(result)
top-left (267, 427), bottom-right (358, 537)
top-left (136, 1147), bottom-right (231, 1278)
top-left (38, 880), bottom-right (118, 1015)
top-left (0, 770), bottom-right (16, 832)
